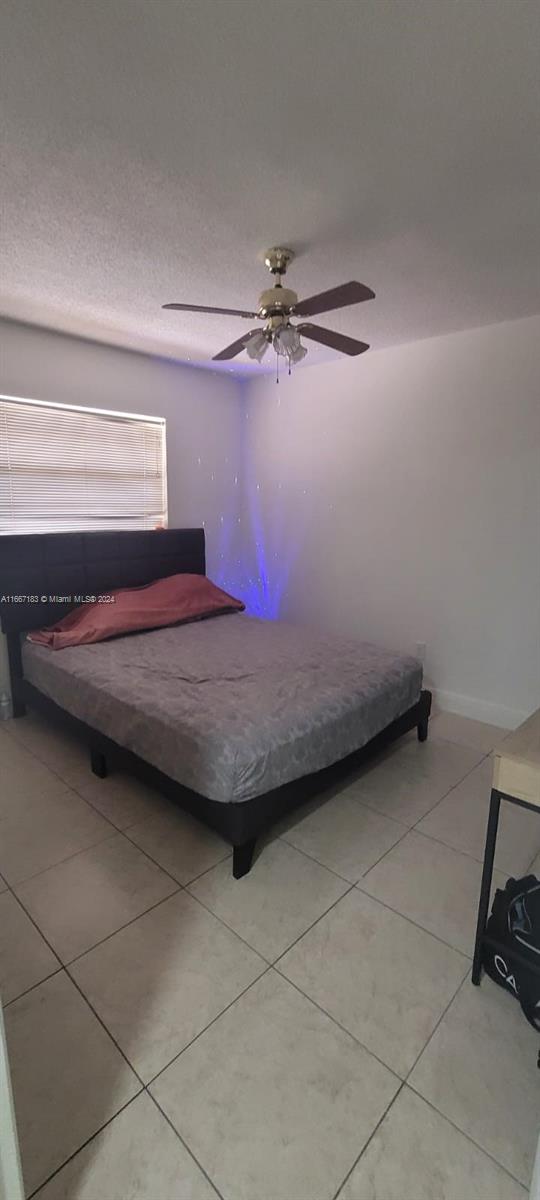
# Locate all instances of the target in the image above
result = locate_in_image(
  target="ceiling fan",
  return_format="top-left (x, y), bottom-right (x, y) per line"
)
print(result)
top-left (163, 248), bottom-right (375, 370)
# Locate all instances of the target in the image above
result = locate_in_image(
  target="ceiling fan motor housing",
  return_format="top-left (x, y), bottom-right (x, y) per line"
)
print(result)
top-left (258, 285), bottom-right (298, 318)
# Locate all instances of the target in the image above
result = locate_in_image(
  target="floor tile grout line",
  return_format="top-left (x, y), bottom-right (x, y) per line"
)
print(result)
top-left (148, 1091), bottom-right (225, 1200)
top-left (408, 751), bottom-right (490, 833)
top-left (120, 823), bottom-right (232, 889)
top-left (408, 755), bottom-right (540, 873)
top-left (7, 864), bottom-right (470, 1063)
top-left (343, 753), bottom-right (508, 888)
top-left (428, 732), bottom-right (501, 755)
top-left (350, 820), bottom-right (411, 878)
top-left (352, 788), bottom-right (505, 893)
top-left (5, 892), bottom-right (147, 1089)
top-left (25, 1093), bottom-right (144, 1200)
top-left (397, 964), bottom-right (535, 1192)
top-left (9, 825), bottom-right (150, 892)
top-left (181, 850), bottom-right (234, 887)
top-left (143, 953), bottom-right (405, 1113)
top-left (371, 964), bottom-right (527, 1183)
top-left (403, 822), bottom-right (513, 874)
top-left (271, 965), bottom-right (403, 1085)
top-left (332, 1064), bottom-right (529, 1200)
top-left (2, 883), bottom-right (65, 1003)
top-left (336, 795), bottom-right (411, 833)
top-left (3, 722), bottom-right (123, 828)
top-left (354, 880), bottom-right (474, 961)
top-left (331, 1082), bottom-right (407, 1200)
top-left (2, 966), bottom-right (64, 1010)
top-left (71, 876), bottom-right (408, 1102)
top-left (405, 823), bottom-right (499, 871)
top-left (348, 742), bottom-right (489, 830)
top-left (350, 776), bottom-right (471, 830)
top-left (146, 964), bottom-right (273, 1088)
top-left (275, 834), bottom-right (361, 884)
top-left (8, 878), bottom-right (149, 1088)
top-left (403, 962), bottom-right (471, 1083)
top-left (25, 1082), bottom-right (226, 1200)
top-left (405, 1078), bottom-right (531, 1192)
top-left (277, 814), bottom-right (412, 886)
top-left (357, 751), bottom-right (540, 877)
top-left (2, 828), bottom-right (119, 891)
top-left (9, 784), bottom-right (242, 907)
top-left (269, 881), bottom-right (357, 970)
top-left (8, 859), bottom-right (183, 976)
top-left (11, 943), bottom-right (264, 1199)
top-left (11, 854), bottom-right (269, 1017)
top-left (44, 768), bottom-right (167, 838)
top-left (64, 963), bottom-right (148, 1087)
top-left (62, 885), bottom-right (184, 969)
top-left (181, 886), bottom-right (275, 966)
top-left (3, 718), bottom-right (176, 847)
top-left (268, 845), bottom-right (475, 967)
top-left (526, 848), bottom-right (540, 874)
top-left (114, 824), bottom-right (213, 891)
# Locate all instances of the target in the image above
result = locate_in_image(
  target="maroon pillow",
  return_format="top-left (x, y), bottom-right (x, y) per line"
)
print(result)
top-left (27, 574), bottom-right (245, 650)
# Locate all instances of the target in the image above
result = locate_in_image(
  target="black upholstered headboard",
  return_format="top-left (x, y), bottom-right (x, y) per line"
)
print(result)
top-left (0, 528), bottom-right (206, 636)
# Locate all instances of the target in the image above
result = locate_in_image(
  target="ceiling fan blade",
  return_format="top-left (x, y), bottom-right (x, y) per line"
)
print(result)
top-left (297, 323), bottom-right (369, 356)
top-left (213, 329), bottom-right (262, 361)
top-left (294, 281), bottom-right (375, 318)
top-left (163, 303), bottom-right (258, 319)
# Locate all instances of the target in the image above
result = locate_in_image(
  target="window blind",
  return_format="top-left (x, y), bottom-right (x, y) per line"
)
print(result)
top-left (0, 395), bottom-right (167, 534)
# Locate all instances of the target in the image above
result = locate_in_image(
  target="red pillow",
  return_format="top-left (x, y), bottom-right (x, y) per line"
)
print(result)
top-left (27, 574), bottom-right (245, 650)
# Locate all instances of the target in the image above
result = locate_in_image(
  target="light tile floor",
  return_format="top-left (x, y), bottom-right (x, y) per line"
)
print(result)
top-left (0, 712), bottom-right (538, 1199)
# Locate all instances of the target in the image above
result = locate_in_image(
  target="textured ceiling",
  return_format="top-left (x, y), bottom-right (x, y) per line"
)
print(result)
top-left (1, 0), bottom-right (539, 374)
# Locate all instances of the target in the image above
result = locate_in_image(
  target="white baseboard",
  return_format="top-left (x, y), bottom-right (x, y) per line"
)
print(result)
top-left (434, 688), bottom-right (529, 730)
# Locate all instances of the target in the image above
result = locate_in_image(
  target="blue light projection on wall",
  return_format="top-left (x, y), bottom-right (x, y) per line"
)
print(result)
top-left (239, 466), bottom-right (309, 620)
top-left (186, 394), bottom-right (305, 619)
top-left (207, 472), bottom-right (298, 620)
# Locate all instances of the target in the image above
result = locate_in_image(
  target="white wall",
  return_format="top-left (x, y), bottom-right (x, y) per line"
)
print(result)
top-left (2, 314), bottom-right (539, 728)
top-left (242, 316), bottom-right (540, 728)
top-left (0, 318), bottom-right (244, 694)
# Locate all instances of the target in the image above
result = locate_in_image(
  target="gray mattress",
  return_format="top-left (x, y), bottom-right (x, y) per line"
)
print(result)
top-left (22, 614), bottom-right (422, 804)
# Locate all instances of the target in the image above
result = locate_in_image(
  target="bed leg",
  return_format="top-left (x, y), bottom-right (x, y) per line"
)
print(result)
top-left (233, 839), bottom-right (256, 880)
top-left (417, 717), bottom-right (429, 742)
top-left (417, 690), bottom-right (432, 742)
top-left (90, 748), bottom-right (108, 779)
top-left (11, 698), bottom-right (26, 718)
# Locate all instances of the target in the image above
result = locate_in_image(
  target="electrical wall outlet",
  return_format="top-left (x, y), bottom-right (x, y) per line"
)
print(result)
top-left (416, 642), bottom-right (426, 664)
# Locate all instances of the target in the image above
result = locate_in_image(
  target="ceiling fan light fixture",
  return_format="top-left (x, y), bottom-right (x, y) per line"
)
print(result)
top-left (289, 341), bottom-right (307, 365)
top-left (245, 331), bottom-right (269, 362)
top-left (273, 324), bottom-right (301, 357)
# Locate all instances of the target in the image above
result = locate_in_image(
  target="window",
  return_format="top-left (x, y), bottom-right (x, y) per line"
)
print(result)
top-left (0, 395), bottom-right (167, 534)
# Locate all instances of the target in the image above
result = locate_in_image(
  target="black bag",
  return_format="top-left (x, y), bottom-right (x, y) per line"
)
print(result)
top-left (482, 874), bottom-right (540, 1035)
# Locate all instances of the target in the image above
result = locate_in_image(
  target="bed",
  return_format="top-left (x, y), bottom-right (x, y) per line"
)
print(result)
top-left (0, 529), bottom-right (431, 877)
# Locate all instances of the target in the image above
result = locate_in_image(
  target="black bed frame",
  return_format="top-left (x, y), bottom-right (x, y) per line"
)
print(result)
top-left (0, 529), bottom-right (432, 878)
